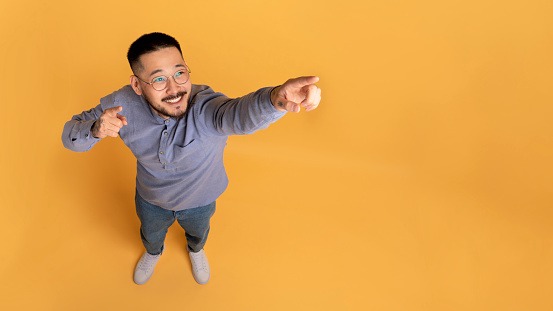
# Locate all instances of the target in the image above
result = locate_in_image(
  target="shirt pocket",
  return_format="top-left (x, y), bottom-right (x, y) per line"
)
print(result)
top-left (171, 139), bottom-right (205, 171)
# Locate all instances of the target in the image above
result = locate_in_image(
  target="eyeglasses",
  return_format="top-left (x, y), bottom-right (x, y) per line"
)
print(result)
top-left (135, 67), bottom-right (191, 91)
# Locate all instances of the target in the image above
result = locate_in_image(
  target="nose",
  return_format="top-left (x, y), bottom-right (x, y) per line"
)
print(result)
top-left (165, 76), bottom-right (180, 94)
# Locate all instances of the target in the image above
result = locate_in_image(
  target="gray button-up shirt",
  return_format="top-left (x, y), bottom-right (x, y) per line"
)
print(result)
top-left (62, 84), bottom-right (286, 211)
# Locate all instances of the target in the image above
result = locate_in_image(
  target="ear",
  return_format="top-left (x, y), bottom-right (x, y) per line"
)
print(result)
top-left (130, 75), bottom-right (143, 95)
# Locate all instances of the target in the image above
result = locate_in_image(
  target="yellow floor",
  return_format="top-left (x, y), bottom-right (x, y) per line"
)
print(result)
top-left (2, 0), bottom-right (553, 310)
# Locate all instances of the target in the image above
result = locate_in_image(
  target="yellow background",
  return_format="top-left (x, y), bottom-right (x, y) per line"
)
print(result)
top-left (1, 0), bottom-right (552, 310)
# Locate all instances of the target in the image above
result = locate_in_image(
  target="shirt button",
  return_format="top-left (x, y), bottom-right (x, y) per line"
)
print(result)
top-left (165, 120), bottom-right (170, 124)
top-left (164, 132), bottom-right (168, 135)
top-left (163, 163), bottom-right (167, 165)
top-left (160, 151), bottom-right (164, 154)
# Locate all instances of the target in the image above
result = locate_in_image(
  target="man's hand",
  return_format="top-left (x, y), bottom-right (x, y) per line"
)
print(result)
top-left (91, 106), bottom-right (128, 138)
top-left (271, 76), bottom-right (322, 113)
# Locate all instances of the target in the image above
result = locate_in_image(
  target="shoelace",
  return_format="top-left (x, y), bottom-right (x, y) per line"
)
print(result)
top-left (190, 252), bottom-right (207, 271)
top-left (138, 253), bottom-right (160, 271)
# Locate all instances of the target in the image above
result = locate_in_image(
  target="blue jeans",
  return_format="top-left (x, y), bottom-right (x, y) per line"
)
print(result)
top-left (135, 191), bottom-right (216, 255)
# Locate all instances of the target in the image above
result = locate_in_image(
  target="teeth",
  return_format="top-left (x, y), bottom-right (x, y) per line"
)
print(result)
top-left (165, 96), bottom-right (182, 103)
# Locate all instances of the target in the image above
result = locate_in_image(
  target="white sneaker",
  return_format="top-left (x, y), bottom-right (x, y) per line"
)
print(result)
top-left (134, 246), bottom-right (164, 285)
top-left (189, 249), bottom-right (210, 284)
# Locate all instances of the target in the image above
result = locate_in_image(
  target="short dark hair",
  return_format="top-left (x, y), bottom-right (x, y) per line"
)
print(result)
top-left (127, 32), bottom-right (183, 73)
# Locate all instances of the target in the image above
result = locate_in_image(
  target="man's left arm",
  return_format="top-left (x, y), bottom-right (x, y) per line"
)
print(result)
top-left (197, 76), bottom-right (321, 136)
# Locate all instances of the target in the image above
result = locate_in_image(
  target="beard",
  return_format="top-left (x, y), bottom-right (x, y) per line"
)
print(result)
top-left (143, 91), bottom-right (189, 119)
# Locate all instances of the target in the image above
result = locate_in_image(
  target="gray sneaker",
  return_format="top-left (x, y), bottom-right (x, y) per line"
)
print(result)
top-left (134, 246), bottom-right (164, 285)
top-left (189, 249), bottom-right (210, 284)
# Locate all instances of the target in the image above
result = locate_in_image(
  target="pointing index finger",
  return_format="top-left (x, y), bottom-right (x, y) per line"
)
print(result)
top-left (286, 76), bottom-right (320, 88)
top-left (105, 106), bottom-right (123, 117)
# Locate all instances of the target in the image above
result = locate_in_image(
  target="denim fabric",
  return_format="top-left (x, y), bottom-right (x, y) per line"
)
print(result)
top-left (135, 191), bottom-right (216, 255)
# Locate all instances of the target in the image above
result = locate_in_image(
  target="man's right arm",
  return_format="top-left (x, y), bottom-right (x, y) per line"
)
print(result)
top-left (61, 104), bottom-right (127, 152)
top-left (62, 105), bottom-right (103, 152)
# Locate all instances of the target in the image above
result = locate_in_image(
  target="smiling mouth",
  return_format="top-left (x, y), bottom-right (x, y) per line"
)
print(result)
top-left (163, 92), bottom-right (187, 104)
top-left (164, 96), bottom-right (182, 104)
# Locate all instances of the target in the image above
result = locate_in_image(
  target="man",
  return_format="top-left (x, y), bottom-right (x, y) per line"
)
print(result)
top-left (62, 32), bottom-right (321, 285)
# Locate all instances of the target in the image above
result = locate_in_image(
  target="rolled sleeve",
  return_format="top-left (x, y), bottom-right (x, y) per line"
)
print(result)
top-left (62, 105), bottom-right (104, 152)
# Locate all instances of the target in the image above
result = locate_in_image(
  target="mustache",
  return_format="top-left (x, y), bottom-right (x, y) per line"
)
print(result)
top-left (162, 91), bottom-right (187, 102)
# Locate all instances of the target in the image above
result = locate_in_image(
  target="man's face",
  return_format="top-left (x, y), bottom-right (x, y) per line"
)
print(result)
top-left (130, 47), bottom-right (191, 119)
